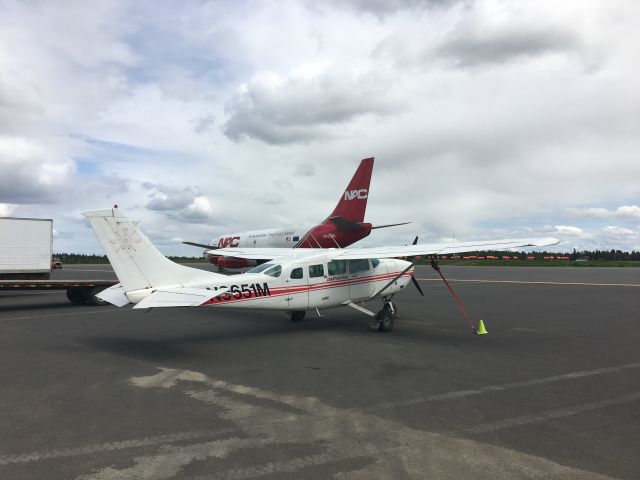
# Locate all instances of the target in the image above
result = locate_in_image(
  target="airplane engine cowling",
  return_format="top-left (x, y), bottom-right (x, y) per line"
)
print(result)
top-left (217, 256), bottom-right (257, 269)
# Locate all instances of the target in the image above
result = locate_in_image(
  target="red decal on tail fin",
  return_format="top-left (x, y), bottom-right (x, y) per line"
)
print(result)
top-left (328, 157), bottom-right (373, 223)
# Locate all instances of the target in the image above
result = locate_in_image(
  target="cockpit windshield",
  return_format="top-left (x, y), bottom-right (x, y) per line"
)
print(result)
top-left (246, 262), bottom-right (282, 277)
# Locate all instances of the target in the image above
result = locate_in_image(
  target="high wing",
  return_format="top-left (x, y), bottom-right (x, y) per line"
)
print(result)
top-left (210, 237), bottom-right (559, 262)
top-left (331, 237), bottom-right (559, 260)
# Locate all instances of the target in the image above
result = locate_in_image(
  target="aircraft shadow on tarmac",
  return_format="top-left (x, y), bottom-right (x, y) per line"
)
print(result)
top-left (76, 317), bottom-right (361, 361)
top-left (76, 312), bottom-right (485, 362)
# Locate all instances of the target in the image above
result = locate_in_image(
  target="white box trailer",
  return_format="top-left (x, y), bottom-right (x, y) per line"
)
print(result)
top-left (0, 217), bottom-right (53, 279)
top-left (0, 217), bottom-right (117, 304)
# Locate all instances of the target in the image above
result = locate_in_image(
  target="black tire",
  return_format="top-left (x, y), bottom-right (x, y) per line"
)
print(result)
top-left (290, 311), bottom-right (306, 322)
top-left (66, 287), bottom-right (88, 305)
top-left (88, 286), bottom-right (108, 306)
top-left (377, 309), bottom-right (395, 332)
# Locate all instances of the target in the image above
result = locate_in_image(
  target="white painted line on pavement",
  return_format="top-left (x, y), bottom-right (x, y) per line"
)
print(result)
top-left (459, 391), bottom-right (640, 434)
top-left (370, 362), bottom-right (640, 411)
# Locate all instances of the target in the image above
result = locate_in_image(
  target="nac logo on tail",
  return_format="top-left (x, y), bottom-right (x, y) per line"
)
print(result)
top-left (217, 236), bottom-right (240, 248)
top-left (344, 189), bottom-right (368, 200)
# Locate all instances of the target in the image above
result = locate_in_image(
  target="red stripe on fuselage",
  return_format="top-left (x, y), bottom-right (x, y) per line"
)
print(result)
top-left (203, 271), bottom-right (413, 306)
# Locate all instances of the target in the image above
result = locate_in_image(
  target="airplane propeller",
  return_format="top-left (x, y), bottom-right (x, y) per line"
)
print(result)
top-left (411, 275), bottom-right (424, 296)
top-left (409, 235), bottom-right (424, 296)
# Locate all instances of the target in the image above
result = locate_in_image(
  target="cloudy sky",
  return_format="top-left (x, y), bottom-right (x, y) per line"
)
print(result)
top-left (1, 0), bottom-right (639, 255)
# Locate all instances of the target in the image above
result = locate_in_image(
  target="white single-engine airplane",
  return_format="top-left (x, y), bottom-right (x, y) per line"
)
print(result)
top-left (85, 207), bottom-right (558, 332)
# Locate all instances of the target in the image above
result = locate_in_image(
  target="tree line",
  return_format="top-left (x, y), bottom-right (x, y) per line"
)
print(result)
top-left (54, 253), bottom-right (205, 264)
top-left (55, 250), bottom-right (640, 263)
top-left (459, 249), bottom-right (640, 261)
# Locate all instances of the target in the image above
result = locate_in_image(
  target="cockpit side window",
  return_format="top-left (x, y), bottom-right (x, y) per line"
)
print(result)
top-left (348, 259), bottom-right (370, 274)
top-left (290, 267), bottom-right (303, 279)
top-left (371, 258), bottom-right (380, 269)
top-left (327, 260), bottom-right (347, 276)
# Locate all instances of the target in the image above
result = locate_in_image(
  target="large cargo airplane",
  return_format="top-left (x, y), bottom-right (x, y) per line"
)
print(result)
top-left (85, 206), bottom-right (558, 333)
top-left (184, 157), bottom-right (408, 271)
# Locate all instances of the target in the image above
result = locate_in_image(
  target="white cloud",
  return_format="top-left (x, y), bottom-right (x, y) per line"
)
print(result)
top-left (552, 225), bottom-right (590, 238)
top-left (603, 226), bottom-right (635, 236)
top-left (0, 203), bottom-right (16, 217)
top-left (567, 205), bottom-right (640, 220)
top-left (1, 1), bottom-right (639, 254)
top-left (183, 196), bottom-right (215, 221)
top-left (224, 64), bottom-right (398, 144)
top-left (0, 136), bottom-right (76, 203)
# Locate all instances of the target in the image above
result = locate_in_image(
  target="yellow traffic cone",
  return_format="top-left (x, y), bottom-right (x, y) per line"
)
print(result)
top-left (475, 320), bottom-right (488, 335)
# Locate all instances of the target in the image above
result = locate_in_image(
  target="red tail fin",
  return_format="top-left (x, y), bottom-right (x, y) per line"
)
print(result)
top-left (327, 157), bottom-right (374, 223)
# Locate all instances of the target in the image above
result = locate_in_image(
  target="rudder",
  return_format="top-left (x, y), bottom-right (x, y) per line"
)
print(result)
top-left (328, 157), bottom-right (373, 223)
top-left (83, 207), bottom-right (221, 293)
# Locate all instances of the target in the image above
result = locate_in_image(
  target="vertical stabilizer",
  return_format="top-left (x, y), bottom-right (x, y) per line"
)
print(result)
top-left (83, 207), bottom-right (221, 292)
top-left (327, 157), bottom-right (374, 223)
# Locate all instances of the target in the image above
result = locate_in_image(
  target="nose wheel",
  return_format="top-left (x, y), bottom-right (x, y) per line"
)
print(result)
top-left (372, 301), bottom-right (396, 332)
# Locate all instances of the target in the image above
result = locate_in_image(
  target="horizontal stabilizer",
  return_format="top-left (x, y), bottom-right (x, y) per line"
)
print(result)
top-left (183, 241), bottom-right (218, 250)
top-left (96, 283), bottom-right (129, 307)
top-left (327, 216), bottom-right (365, 232)
top-left (133, 287), bottom-right (229, 309)
top-left (371, 221), bottom-right (412, 230)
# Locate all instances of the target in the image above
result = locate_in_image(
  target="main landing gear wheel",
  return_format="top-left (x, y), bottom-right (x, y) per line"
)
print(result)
top-left (373, 302), bottom-right (396, 332)
top-left (289, 311), bottom-right (306, 322)
top-left (376, 309), bottom-right (395, 332)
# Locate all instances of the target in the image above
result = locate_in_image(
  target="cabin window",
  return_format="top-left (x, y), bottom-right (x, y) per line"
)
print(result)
top-left (371, 258), bottom-right (380, 268)
top-left (290, 267), bottom-right (303, 279)
top-left (348, 259), bottom-right (370, 274)
top-left (327, 260), bottom-right (347, 276)
top-left (309, 264), bottom-right (324, 278)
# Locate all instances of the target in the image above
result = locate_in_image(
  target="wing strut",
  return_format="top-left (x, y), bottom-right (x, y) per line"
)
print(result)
top-left (430, 259), bottom-right (485, 334)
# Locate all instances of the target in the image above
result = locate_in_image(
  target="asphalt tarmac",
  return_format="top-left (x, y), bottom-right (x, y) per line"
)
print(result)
top-left (0, 265), bottom-right (638, 479)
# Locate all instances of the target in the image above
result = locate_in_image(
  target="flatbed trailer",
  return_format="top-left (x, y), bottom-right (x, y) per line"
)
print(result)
top-left (0, 280), bottom-right (118, 305)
